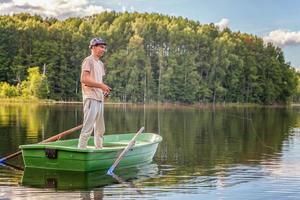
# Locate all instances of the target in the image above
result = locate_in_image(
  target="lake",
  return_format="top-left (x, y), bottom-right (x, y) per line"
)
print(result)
top-left (0, 103), bottom-right (300, 199)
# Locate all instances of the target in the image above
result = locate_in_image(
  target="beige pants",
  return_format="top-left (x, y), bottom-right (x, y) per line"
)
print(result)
top-left (78, 98), bottom-right (105, 149)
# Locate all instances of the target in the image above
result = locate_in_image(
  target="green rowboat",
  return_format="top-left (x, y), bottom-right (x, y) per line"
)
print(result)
top-left (19, 133), bottom-right (162, 172)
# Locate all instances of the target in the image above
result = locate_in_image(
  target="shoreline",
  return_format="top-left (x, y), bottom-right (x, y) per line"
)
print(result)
top-left (0, 98), bottom-right (294, 108)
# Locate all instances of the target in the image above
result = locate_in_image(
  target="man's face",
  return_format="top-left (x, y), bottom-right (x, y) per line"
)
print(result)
top-left (93, 44), bottom-right (106, 57)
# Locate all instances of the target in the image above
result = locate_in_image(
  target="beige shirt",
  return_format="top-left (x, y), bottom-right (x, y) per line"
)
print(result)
top-left (81, 55), bottom-right (106, 101)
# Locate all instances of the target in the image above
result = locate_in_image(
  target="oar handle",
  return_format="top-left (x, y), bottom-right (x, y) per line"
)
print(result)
top-left (0, 150), bottom-right (22, 163)
top-left (0, 124), bottom-right (83, 163)
top-left (41, 125), bottom-right (83, 143)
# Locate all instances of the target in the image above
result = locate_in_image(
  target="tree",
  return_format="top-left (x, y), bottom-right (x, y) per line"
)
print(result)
top-left (0, 12), bottom-right (297, 104)
top-left (21, 67), bottom-right (49, 99)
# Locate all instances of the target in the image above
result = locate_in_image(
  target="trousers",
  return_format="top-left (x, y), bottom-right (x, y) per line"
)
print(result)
top-left (78, 98), bottom-right (105, 149)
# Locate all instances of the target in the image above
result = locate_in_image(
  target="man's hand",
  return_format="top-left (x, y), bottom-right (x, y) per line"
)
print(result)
top-left (81, 71), bottom-right (111, 96)
top-left (101, 83), bottom-right (111, 96)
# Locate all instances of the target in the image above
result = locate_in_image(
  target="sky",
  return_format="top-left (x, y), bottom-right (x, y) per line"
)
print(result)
top-left (0, 0), bottom-right (300, 68)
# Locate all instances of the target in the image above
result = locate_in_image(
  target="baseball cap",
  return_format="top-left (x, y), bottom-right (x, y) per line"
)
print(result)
top-left (89, 38), bottom-right (107, 49)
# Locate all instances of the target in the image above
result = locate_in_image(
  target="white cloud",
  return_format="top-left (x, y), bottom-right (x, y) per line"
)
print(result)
top-left (215, 18), bottom-right (229, 31)
top-left (263, 29), bottom-right (300, 47)
top-left (122, 5), bottom-right (126, 12)
top-left (120, 5), bottom-right (135, 13)
top-left (0, 0), bottom-right (110, 19)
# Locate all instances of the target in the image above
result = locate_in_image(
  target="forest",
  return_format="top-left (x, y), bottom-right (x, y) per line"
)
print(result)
top-left (0, 12), bottom-right (298, 104)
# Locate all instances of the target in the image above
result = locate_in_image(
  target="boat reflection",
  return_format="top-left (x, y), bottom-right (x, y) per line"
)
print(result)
top-left (21, 161), bottom-right (158, 190)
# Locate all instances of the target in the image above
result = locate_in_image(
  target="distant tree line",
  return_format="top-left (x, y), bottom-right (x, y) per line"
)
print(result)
top-left (0, 12), bottom-right (298, 104)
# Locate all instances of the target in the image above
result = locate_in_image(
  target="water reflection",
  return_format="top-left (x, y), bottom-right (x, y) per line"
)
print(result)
top-left (23, 168), bottom-right (119, 190)
top-left (0, 162), bottom-right (24, 171)
top-left (21, 162), bottom-right (156, 189)
top-left (0, 103), bottom-right (82, 156)
top-left (0, 104), bottom-right (300, 199)
top-left (155, 107), bottom-right (296, 166)
top-left (19, 163), bottom-right (157, 199)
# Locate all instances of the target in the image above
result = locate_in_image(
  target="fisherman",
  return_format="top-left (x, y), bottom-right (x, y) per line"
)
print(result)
top-left (78, 38), bottom-right (111, 149)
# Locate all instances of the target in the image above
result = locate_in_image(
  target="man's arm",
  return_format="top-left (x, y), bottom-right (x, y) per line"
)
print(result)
top-left (81, 70), bottom-right (111, 93)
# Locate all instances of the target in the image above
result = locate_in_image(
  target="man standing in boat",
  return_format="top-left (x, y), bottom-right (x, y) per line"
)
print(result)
top-left (78, 38), bottom-right (111, 149)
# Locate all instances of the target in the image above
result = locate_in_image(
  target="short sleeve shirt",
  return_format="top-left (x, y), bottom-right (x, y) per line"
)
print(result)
top-left (81, 55), bottom-right (106, 101)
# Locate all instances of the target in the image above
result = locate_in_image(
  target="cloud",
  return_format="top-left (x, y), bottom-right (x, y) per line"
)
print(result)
top-left (0, 0), bottom-right (12, 3)
top-left (215, 18), bottom-right (229, 31)
top-left (14, 3), bottom-right (44, 11)
top-left (263, 29), bottom-right (300, 47)
top-left (0, 0), bottom-right (110, 19)
top-left (122, 5), bottom-right (126, 12)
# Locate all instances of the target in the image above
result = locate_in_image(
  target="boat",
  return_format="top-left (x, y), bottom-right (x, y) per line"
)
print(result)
top-left (19, 133), bottom-right (162, 172)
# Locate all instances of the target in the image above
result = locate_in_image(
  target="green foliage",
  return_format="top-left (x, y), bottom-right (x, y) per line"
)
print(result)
top-left (21, 67), bottom-right (49, 99)
top-left (0, 82), bottom-right (19, 97)
top-left (0, 66), bottom-right (51, 99)
top-left (0, 12), bottom-right (298, 104)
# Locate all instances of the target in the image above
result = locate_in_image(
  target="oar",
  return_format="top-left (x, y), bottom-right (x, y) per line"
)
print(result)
top-left (0, 124), bottom-right (83, 163)
top-left (110, 172), bottom-right (143, 194)
top-left (0, 162), bottom-right (24, 171)
top-left (107, 127), bottom-right (144, 175)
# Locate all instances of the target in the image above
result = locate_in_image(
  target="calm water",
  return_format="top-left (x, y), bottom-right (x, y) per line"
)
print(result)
top-left (0, 103), bottom-right (300, 199)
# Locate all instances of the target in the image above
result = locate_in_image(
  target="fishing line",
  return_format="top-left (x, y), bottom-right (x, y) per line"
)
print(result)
top-left (106, 89), bottom-right (277, 151)
top-left (190, 105), bottom-right (277, 151)
top-left (219, 110), bottom-right (276, 151)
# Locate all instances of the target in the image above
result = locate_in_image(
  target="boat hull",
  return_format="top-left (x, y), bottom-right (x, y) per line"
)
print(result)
top-left (19, 133), bottom-right (162, 171)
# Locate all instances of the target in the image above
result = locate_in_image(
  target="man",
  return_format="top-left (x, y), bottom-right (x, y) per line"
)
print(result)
top-left (78, 38), bottom-right (111, 149)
